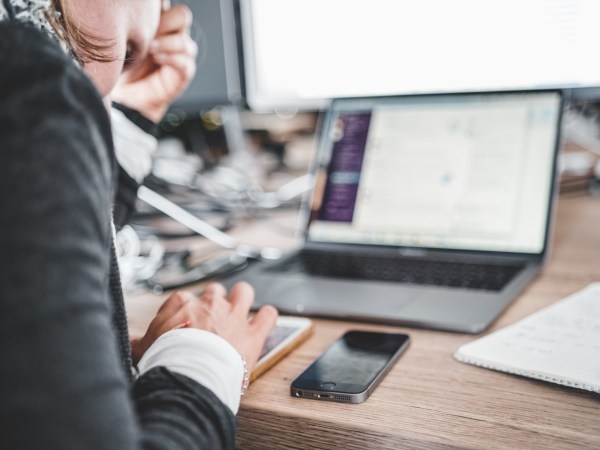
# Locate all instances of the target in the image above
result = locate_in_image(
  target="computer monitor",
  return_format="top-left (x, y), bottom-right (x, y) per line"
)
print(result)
top-left (170, 0), bottom-right (243, 112)
top-left (164, 0), bottom-right (246, 166)
top-left (239, 0), bottom-right (600, 112)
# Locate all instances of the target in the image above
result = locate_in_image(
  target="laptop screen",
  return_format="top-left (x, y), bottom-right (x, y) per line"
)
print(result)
top-left (306, 91), bottom-right (562, 254)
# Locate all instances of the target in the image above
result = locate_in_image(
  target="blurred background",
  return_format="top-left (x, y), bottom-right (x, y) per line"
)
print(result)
top-left (120, 0), bottom-right (600, 292)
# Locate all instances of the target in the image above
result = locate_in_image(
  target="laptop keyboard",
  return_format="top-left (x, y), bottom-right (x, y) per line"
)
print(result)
top-left (266, 250), bottom-right (525, 292)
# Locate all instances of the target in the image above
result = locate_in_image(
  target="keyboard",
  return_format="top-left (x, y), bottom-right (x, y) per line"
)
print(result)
top-left (266, 250), bottom-right (524, 292)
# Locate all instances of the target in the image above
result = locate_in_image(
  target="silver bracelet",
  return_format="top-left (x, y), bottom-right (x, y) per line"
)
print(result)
top-left (240, 355), bottom-right (250, 396)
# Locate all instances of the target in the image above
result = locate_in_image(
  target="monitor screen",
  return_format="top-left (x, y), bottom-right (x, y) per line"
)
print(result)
top-left (240, 0), bottom-right (600, 111)
top-left (170, 0), bottom-right (242, 111)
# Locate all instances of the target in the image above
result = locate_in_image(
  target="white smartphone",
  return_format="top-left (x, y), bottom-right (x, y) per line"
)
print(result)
top-left (252, 316), bottom-right (314, 382)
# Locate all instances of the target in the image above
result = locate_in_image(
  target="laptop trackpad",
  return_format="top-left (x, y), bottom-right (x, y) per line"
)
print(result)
top-left (250, 275), bottom-right (420, 318)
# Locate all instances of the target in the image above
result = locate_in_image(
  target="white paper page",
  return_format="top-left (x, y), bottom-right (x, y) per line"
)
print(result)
top-left (455, 283), bottom-right (600, 392)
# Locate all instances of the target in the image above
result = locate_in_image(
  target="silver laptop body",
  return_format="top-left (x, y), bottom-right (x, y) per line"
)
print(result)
top-left (222, 90), bottom-right (563, 333)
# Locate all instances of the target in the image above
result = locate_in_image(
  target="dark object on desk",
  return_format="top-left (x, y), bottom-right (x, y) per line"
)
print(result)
top-left (589, 176), bottom-right (600, 196)
top-left (247, 128), bottom-right (287, 167)
top-left (291, 331), bottom-right (410, 404)
top-left (144, 250), bottom-right (249, 293)
top-left (220, 90), bottom-right (564, 334)
top-left (160, 107), bottom-right (244, 169)
top-left (159, 0), bottom-right (245, 168)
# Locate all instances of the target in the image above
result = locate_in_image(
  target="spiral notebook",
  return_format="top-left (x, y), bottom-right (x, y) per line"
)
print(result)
top-left (455, 283), bottom-right (600, 393)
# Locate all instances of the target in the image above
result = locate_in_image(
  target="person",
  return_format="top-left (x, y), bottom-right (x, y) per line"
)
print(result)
top-left (109, 0), bottom-right (197, 229)
top-left (0, 0), bottom-right (278, 448)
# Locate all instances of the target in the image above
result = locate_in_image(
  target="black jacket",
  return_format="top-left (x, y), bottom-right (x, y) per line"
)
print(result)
top-left (0, 21), bottom-right (235, 449)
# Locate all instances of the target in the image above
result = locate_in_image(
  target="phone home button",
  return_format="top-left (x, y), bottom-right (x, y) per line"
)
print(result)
top-left (320, 382), bottom-right (337, 389)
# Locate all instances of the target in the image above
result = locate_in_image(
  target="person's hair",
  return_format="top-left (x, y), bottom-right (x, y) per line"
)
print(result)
top-left (48, 0), bottom-right (114, 65)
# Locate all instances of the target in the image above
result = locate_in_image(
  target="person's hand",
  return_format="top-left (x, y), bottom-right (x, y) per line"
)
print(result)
top-left (130, 282), bottom-right (278, 369)
top-left (112, 3), bottom-right (198, 122)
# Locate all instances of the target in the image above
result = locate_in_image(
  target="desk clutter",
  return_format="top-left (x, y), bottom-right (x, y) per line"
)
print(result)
top-left (116, 133), bottom-right (310, 294)
top-left (455, 283), bottom-right (600, 393)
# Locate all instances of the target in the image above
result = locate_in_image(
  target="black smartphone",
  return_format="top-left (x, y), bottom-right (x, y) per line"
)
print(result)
top-left (290, 330), bottom-right (410, 404)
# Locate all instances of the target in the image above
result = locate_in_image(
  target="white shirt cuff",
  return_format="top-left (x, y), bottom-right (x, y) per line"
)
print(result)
top-left (137, 329), bottom-right (244, 414)
top-left (111, 107), bottom-right (158, 183)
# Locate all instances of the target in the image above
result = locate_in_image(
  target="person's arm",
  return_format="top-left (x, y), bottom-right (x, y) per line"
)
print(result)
top-left (0, 22), bottom-right (236, 449)
top-left (110, 104), bottom-right (158, 229)
top-left (110, 4), bottom-right (197, 229)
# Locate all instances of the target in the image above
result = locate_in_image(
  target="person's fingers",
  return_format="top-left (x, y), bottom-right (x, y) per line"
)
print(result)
top-left (244, 305), bottom-right (278, 368)
top-left (228, 282), bottom-right (255, 315)
top-left (200, 282), bottom-right (227, 300)
top-left (159, 307), bottom-right (195, 333)
top-left (249, 305), bottom-right (278, 340)
top-left (157, 290), bottom-right (195, 315)
top-left (160, 295), bottom-right (221, 333)
top-left (152, 52), bottom-right (196, 82)
top-left (137, 296), bottom-right (196, 362)
top-left (152, 33), bottom-right (198, 58)
top-left (157, 4), bottom-right (192, 35)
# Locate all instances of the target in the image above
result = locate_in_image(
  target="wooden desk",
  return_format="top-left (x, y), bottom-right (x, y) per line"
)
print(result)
top-left (125, 193), bottom-right (600, 449)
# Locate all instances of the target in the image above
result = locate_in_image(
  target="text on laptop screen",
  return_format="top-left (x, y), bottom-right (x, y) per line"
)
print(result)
top-left (307, 92), bottom-right (561, 254)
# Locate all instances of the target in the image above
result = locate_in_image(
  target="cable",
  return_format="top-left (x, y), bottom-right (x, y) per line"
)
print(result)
top-left (137, 186), bottom-right (283, 261)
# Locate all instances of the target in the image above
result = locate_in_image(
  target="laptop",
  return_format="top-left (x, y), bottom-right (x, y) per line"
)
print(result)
top-left (222, 90), bottom-right (563, 333)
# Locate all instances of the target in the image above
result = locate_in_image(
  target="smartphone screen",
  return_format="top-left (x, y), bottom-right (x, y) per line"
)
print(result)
top-left (251, 317), bottom-right (313, 382)
top-left (291, 330), bottom-right (410, 403)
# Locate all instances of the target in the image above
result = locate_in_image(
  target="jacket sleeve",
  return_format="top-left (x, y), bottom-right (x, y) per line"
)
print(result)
top-left (0, 22), bottom-right (235, 450)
